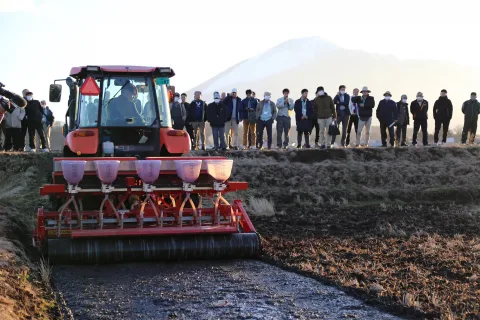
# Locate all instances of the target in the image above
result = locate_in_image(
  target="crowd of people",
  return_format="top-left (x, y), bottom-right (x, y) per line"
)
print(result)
top-left (0, 89), bottom-right (54, 152)
top-left (170, 87), bottom-right (480, 150)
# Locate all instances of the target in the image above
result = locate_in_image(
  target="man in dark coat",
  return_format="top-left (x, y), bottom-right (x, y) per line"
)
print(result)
top-left (223, 88), bottom-right (243, 150)
top-left (352, 86), bottom-right (375, 147)
top-left (187, 91), bottom-right (207, 150)
top-left (241, 89), bottom-right (258, 149)
top-left (333, 85), bottom-right (351, 147)
top-left (396, 94), bottom-right (410, 147)
top-left (207, 92), bottom-right (227, 150)
top-left (376, 91), bottom-right (398, 147)
top-left (433, 89), bottom-right (453, 145)
top-left (294, 89), bottom-right (314, 148)
top-left (24, 91), bottom-right (48, 152)
top-left (461, 92), bottom-right (480, 144)
top-left (410, 92), bottom-right (429, 146)
top-left (170, 92), bottom-right (187, 130)
top-left (346, 88), bottom-right (360, 147)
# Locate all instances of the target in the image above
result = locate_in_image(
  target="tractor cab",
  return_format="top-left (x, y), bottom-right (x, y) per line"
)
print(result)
top-left (49, 66), bottom-right (190, 158)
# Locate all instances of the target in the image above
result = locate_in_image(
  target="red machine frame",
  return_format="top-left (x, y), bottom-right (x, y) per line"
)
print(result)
top-left (33, 157), bottom-right (256, 247)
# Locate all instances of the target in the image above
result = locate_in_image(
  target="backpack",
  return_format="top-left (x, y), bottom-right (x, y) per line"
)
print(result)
top-left (45, 109), bottom-right (55, 124)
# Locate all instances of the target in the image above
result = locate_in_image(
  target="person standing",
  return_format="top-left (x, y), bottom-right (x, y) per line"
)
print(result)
top-left (170, 92), bottom-right (187, 130)
top-left (207, 92), bottom-right (228, 151)
top-left (24, 91), bottom-right (48, 152)
top-left (376, 91), bottom-right (398, 147)
top-left (241, 89), bottom-right (257, 149)
top-left (396, 94), bottom-right (410, 147)
top-left (461, 92), bottom-right (480, 145)
top-left (255, 92), bottom-right (277, 150)
top-left (3, 104), bottom-right (25, 151)
top-left (312, 86), bottom-right (336, 149)
top-left (223, 88), bottom-right (242, 150)
top-left (187, 91), bottom-right (207, 150)
top-left (352, 87), bottom-right (375, 147)
top-left (40, 100), bottom-right (54, 150)
top-left (275, 88), bottom-right (294, 149)
top-left (294, 89), bottom-right (313, 148)
top-left (181, 93), bottom-right (195, 150)
top-left (21, 89), bottom-right (29, 151)
top-left (346, 88), bottom-right (360, 147)
top-left (410, 92), bottom-right (429, 147)
top-left (333, 85), bottom-right (351, 147)
top-left (433, 89), bottom-right (453, 145)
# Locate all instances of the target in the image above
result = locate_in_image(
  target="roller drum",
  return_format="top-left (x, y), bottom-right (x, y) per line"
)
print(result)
top-left (47, 233), bottom-right (260, 264)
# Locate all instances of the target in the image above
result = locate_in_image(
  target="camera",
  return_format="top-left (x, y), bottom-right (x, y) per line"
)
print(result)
top-left (0, 82), bottom-right (27, 114)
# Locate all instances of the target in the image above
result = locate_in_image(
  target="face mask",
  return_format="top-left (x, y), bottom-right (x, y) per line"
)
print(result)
top-left (214, 98), bottom-right (220, 103)
top-left (174, 97), bottom-right (179, 102)
top-left (417, 97), bottom-right (423, 101)
top-left (402, 99), bottom-right (407, 103)
top-left (385, 96), bottom-right (391, 100)
top-left (264, 96), bottom-right (270, 101)
top-left (340, 90), bottom-right (345, 95)
top-left (26, 96), bottom-right (33, 101)
top-left (318, 91), bottom-right (324, 96)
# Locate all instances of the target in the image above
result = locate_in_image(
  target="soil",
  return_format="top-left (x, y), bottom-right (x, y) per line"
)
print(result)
top-left (53, 260), bottom-right (402, 320)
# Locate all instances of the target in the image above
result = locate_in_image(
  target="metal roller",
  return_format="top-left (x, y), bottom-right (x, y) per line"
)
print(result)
top-left (47, 233), bottom-right (260, 264)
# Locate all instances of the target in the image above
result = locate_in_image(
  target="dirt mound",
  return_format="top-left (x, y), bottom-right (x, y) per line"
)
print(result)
top-left (0, 153), bottom-right (58, 320)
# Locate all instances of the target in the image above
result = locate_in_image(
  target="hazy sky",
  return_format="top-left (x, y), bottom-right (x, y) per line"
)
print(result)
top-left (1, 0), bottom-right (479, 118)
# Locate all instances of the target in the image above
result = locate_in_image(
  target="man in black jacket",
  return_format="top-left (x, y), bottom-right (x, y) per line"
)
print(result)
top-left (396, 94), bottom-right (410, 147)
top-left (352, 86), bottom-right (375, 147)
top-left (25, 91), bottom-right (48, 152)
top-left (461, 92), bottom-right (480, 144)
top-left (187, 91), bottom-right (207, 151)
top-left (207, 92), bottom-right (227, 150)
top-left (376, 91), bottom-right (398, 147)
top-left (433, 89), bottom-right (453, 145)
top-left (410, 92), bottom-right (429, 146)
top-left (21, 89), bottom-right (29, 151)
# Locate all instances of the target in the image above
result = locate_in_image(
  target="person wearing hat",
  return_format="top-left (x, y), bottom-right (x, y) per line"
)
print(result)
top-left (187, 91), bottom-right (207, 150)
top-left (312, 86), bottom-right (336, 149)
top-left (333, 85), bottom-right (351, 147)
top-left (433, 89), bottom-right (453, 145)
top-left (241, 89), bottom-right (258, 149)
top-left (461, 92), bottom-right (480, 144)
top-left (180, 93), bottom-right (194, 149)
top-left (24, 91), bottom-right (48, 152)
top-left (395, 94), bottom-right (410, 147)
top-left (346, 88), bottom-right (360, 147)
top-left (170, 92), bottom-right (187, 130)
top-left (207, 92), bottom-right (228, 150)
top-left (294, 89), bottom-right (314, 148)
top-left (376, 91), bottom-right (398, 147)
top-left (255, 91), bottom-right (277, 149)
top-left (275, 88), bottom-right (294, 149)
top-left (410, 92), bottom-right (429, 146)
top-left (351, 86), bottom-right (375, 147)
top-left (223, 88), bottom-right (243, 150)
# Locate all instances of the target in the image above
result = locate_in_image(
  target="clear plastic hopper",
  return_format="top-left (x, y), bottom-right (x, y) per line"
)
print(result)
top-left (135, 160), bottom-right (162, 227)
top-left (204, 160), bottom-right (235, 224)
top-left (94, 160), bottom-right (121, 229)
top-left (174, 160), bottom-right (202, 226)
top-left (58, 161), bottom-right (87, 235)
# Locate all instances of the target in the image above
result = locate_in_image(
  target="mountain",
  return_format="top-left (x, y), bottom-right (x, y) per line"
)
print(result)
top-left (187, 37), bottom-right (479, 132)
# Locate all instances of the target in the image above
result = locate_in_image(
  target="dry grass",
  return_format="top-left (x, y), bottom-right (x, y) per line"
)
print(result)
top-left (0, 153), bottom-right (58, 319)
top-left (247, 197), bottom-right (275, 217)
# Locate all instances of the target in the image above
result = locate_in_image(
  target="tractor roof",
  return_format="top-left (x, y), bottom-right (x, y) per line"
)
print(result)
top-left (69, 66), bottom-right (175, 78)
